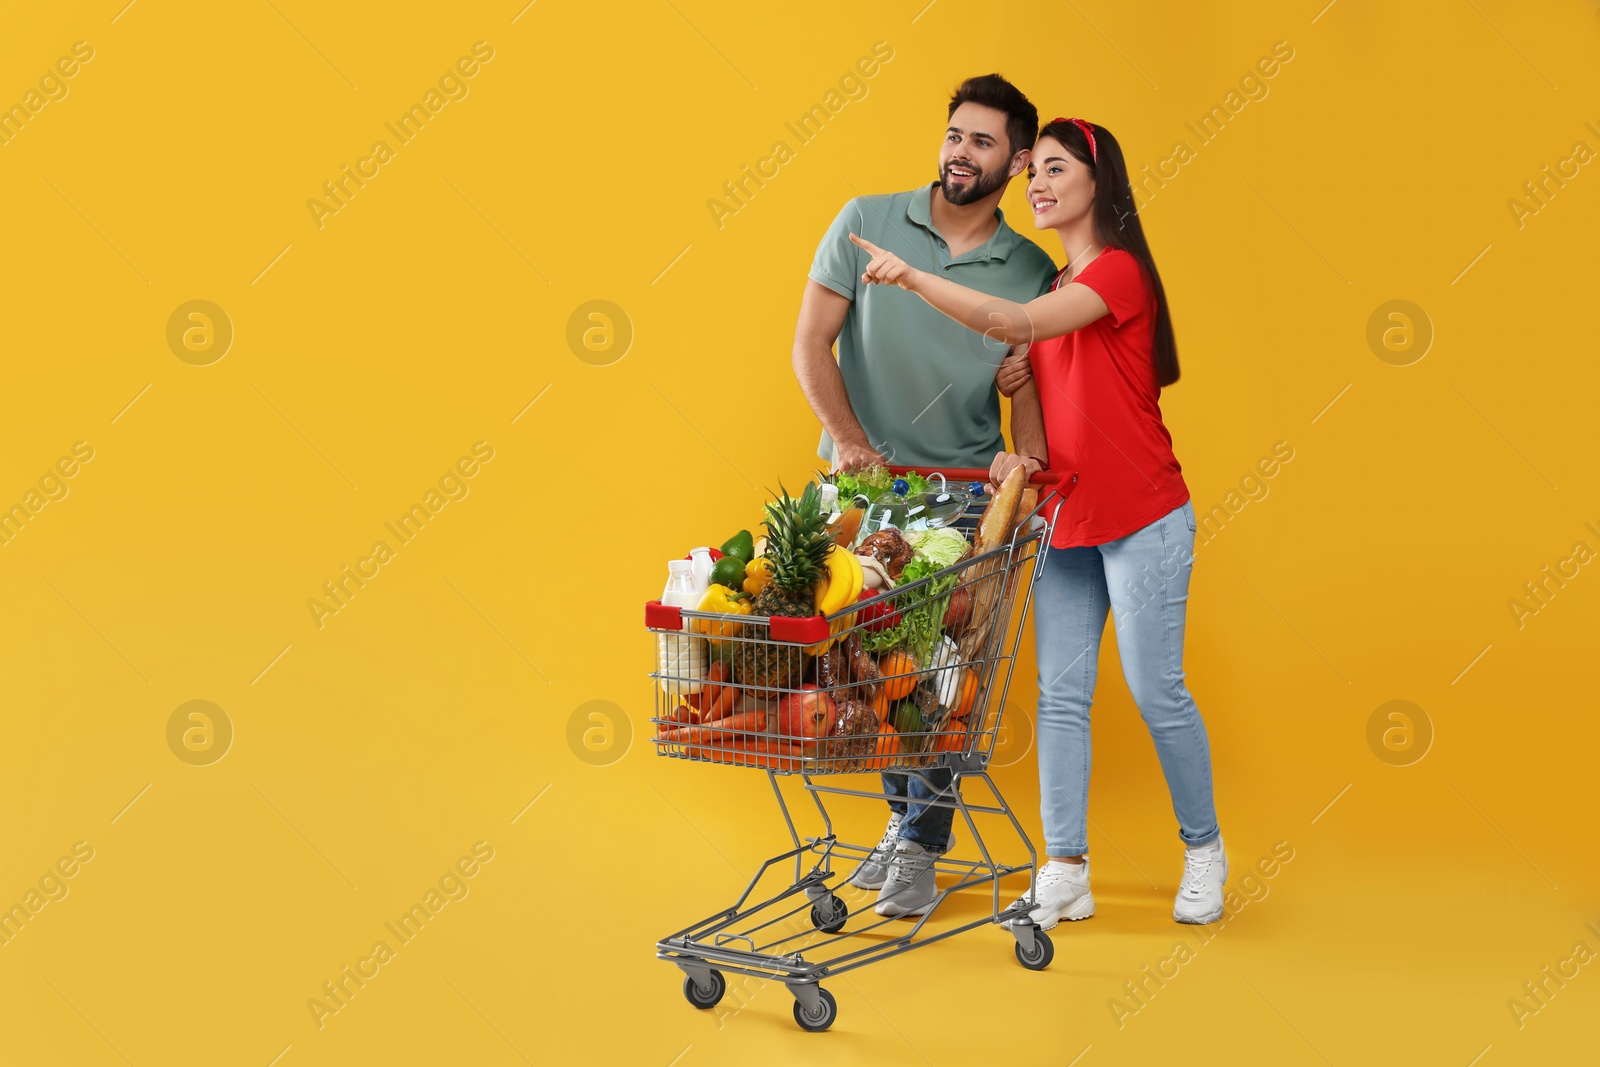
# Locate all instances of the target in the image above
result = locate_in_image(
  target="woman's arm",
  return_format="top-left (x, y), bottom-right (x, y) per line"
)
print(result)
top-left (848, 233), bottom-right (1110, 345)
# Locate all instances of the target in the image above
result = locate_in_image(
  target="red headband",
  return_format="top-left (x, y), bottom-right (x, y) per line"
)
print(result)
top-left (1051, 116), bottom-right (1098, 164)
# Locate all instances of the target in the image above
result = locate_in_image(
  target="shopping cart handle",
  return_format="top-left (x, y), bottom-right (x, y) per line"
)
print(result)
top-left (884, 464), bottom-right (1076, 498)
top-left (645, 599), bottom-right (683, 631)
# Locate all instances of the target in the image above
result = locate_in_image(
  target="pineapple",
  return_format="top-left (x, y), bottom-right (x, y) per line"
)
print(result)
top-left (735, 483), bottom-right (832, 695)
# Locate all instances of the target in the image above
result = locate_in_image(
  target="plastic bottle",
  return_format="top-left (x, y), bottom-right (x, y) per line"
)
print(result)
top-left (819, 483), bottom-right (864, 547)
top-left (659, 559), bottom-right (707, 700)
top-left (858, 478), bottom-right (928, 541)
top-left (818, 483), bottom-right (841, 524)
top-left (919, 474), bottom-right (978, 529)
top-left (686, 547), bottom-right (716, 597)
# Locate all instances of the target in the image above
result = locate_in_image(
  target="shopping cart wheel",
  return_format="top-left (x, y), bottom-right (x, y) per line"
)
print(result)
top-left (682, 969), bottom-right (726, 1009)
top-left (791, 987), bottom-right (838, 1032)
top-left (810, 893), bottom-right (848, 934)
top-left (1014, 929), bottom-right (1054, 971)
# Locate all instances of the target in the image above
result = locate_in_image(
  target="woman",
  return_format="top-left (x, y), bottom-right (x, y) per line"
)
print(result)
top-left (849, 117), bottom-right (1225, 928)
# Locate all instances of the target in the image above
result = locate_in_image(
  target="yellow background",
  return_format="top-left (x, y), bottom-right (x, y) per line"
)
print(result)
top-left (2, 1), bottom-right (1597, 1063)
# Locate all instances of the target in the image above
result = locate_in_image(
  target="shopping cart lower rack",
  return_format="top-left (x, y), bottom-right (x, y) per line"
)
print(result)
top-left (646, 466), bottom-right (1077, 1031)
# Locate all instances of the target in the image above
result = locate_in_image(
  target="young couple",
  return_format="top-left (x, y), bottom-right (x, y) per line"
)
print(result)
top-left (792, 74), bottom-right (1226, 929)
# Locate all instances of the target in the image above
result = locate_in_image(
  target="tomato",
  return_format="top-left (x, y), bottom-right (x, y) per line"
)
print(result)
top-left (855, 589), bottom-right (900, 633)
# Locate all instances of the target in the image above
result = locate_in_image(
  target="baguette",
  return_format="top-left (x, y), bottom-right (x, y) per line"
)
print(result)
top-left (976, 464), bottom-right (1028, 554)
top-left (1012, 488), bottom-right (1039, 541)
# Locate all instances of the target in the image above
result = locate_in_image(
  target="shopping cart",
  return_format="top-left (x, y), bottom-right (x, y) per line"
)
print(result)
top-left (647, 466), bottom-right (1076, 1031)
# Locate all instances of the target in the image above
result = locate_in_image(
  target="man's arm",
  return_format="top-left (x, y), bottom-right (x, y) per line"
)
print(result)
top-left (995, 373), bottom-right (1047, 487)
top-left (792, 279), bottom-right (883, 471)
top-left (1008, 379), bottom-right (1047, 465)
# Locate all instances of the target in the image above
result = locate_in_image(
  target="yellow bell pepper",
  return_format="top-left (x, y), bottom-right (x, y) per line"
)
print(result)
top-left (695, 584), bottom-right (752, 639)
top-left (743, 557), bottom-right (774, 597)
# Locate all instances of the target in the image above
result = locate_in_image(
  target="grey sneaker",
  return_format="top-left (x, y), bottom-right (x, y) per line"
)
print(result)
top-left (874, 840), bottom-right (939, 918)
top-left (849, 812), bottom-right (903, 889)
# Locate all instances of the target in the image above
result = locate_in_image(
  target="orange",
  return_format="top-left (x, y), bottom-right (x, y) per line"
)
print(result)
top-left (878, 651), bottom-right (919, 700)
top-left (867, 724), bottom-right (899, 769)
top-left (872, 688), bottom-right (895, 722)
top-left (950, 669), bottom-right (980, 719)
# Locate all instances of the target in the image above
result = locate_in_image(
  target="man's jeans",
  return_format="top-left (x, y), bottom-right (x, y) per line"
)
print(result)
top-left (882, 769), bottom-right (955, 850)
top-left (1033, 500), bottom-right (1220, 857)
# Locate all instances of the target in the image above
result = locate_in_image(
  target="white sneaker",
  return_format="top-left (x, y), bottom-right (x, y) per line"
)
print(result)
top-left (1013, 858), bottom-right (1095, 930)
top-left (850, 812), bottom-right (903, 889)
top-left (874, 840), bottom-right (939, 918)
top-left (1173, 836), bottom-right (1227, 924)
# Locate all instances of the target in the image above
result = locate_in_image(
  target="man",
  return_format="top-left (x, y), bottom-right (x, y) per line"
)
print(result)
top-left (792, 73), bottom-right (1055, 918)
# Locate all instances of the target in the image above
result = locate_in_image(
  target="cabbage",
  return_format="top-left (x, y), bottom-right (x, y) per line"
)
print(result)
top-left (904, 527), bottom-right (968, 571)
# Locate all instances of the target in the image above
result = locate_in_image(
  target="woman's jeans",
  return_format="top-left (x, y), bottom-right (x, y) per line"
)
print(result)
top-left (1033, 500), bottom-right (1219, 857)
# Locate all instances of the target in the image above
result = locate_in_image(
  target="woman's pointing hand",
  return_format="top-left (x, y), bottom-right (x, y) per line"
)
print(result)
top-left (849, 233), bottom-right (922, 292)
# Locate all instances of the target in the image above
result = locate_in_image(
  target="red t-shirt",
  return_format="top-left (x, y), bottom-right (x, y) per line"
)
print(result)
top-left (1028, 248), bottom-right (1189, 548)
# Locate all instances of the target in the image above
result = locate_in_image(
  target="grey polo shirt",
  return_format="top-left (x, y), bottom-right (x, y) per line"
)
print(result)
top-left (809, 182), bottom-right (1057, 470)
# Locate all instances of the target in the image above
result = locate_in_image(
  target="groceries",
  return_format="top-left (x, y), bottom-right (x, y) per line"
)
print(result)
top-left (921, 479), bottom-right (984, 529)
top-left (857, 528), bottom-right (913, 579)
top-left (823, 465), bottom-right (929, 507)
top-left (657, 559), bottom-right (707, 699)
top-left (719, 529), bottom-right (755, 564)
top-left (822, 466), bottom-right (980, 541)
top-left (709, 555), bottom-right (746, 591)
top-left (687, 546), bottom-right (718, 593)
top-left (776, 685), bottom-right (838, 756)
top-left (861, 478), bottom-right (917, 537)
top-left (823, 481), bottom-right (866, 547)
top-left (652, 465), bottom-right (1048, 766)
top-left (693, 584), bottom-right (750, 638)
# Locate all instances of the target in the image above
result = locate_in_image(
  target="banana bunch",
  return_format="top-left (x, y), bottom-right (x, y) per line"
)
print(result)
top-left (807, 546), bottom-right (864, 655)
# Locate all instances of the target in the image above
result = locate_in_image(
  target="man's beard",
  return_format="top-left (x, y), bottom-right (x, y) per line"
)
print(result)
top-left (939, 160), bottom-right (1008, 206)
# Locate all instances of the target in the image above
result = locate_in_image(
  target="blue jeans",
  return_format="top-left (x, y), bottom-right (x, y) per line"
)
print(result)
top-left (1033, 500), bottom-right (1220, 857)
top-left (882, 769), bottom-right (955, 850)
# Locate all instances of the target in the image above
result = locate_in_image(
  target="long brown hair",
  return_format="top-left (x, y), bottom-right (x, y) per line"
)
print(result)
top-left (1040, 118), bottom-right (1180, 388)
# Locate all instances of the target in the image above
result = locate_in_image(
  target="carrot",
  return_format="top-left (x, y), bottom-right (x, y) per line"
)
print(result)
top-left (656, 710), bottom-right (770, 746)
top-left (700, 681), bottom-right (742, 722)
top-left (698, 661), bottom-right (741, 721)
top-left (688, 737), bottom-right (806, 771)
top-left (663, 703), bottom-right (699, 725)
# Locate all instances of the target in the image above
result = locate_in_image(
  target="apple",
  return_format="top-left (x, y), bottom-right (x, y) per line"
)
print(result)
top-left (943, 586), bottom-right (973, 635)
top-left (777, 684), bottom-right (837, 753)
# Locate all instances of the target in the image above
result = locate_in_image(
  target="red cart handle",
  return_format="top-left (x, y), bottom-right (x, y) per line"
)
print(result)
top-left (883, 464), bottom-right (1077, 501)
